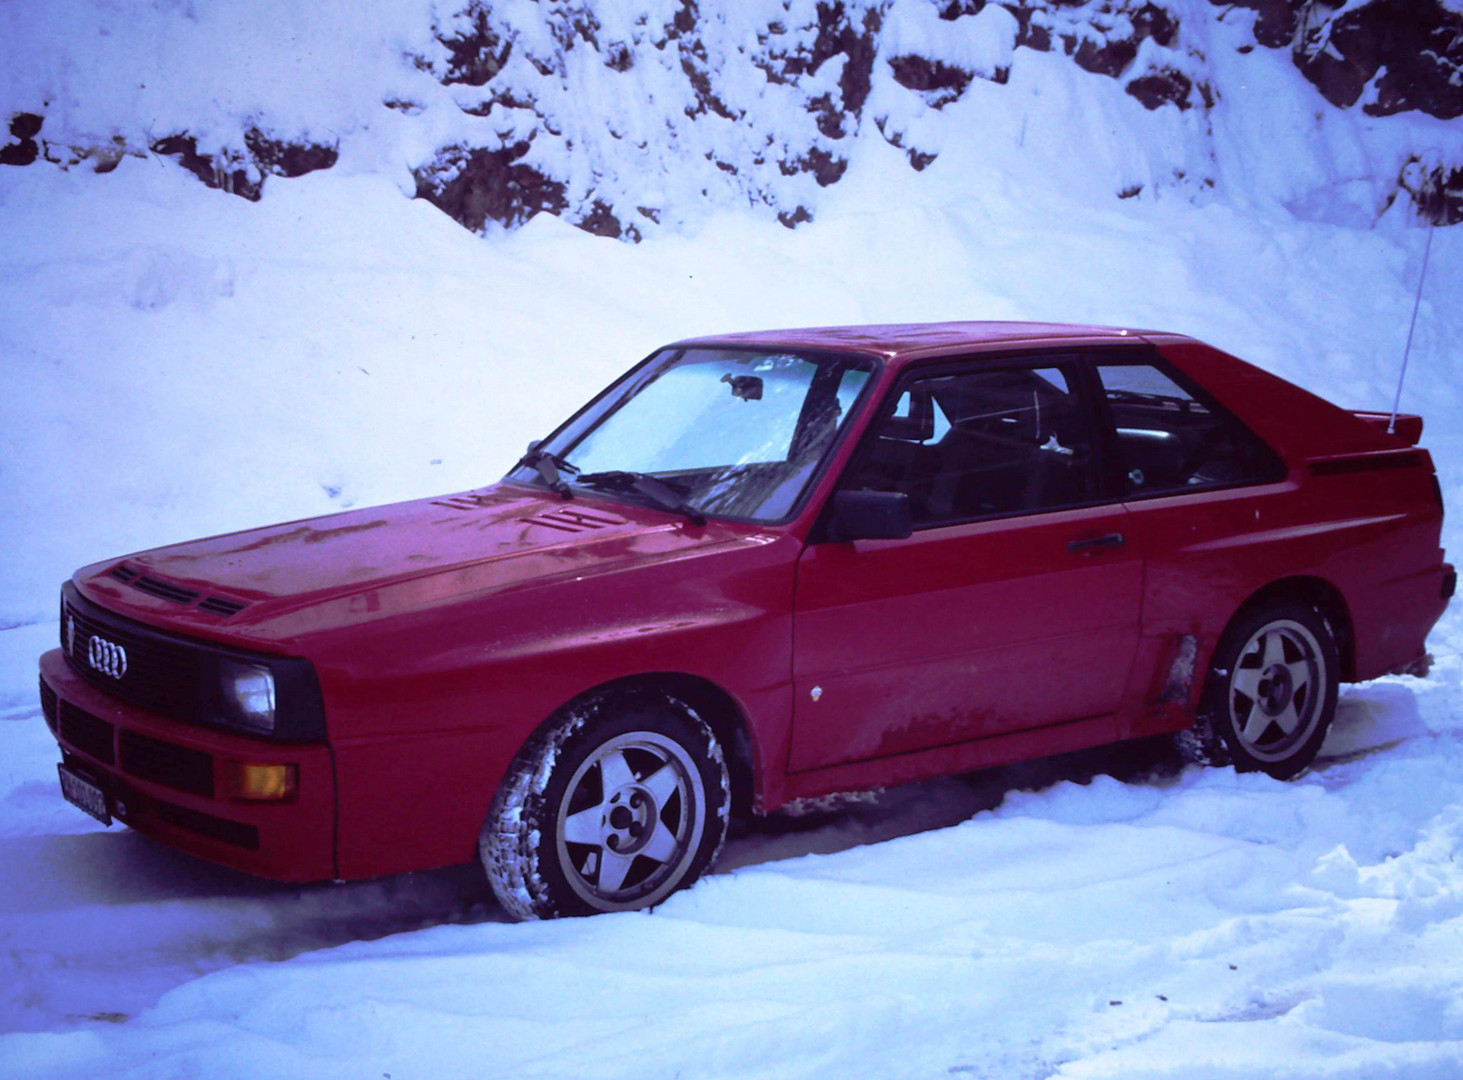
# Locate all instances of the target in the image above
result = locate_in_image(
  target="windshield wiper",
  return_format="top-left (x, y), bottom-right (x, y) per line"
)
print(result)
top-left (576, 471), bottom-right (707, 526)
top-left (516, 448), bottom-right (579, 498)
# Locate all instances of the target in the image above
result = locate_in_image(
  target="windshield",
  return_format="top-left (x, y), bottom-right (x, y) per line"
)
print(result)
top-left (513, 347), bottom-right (875, 522)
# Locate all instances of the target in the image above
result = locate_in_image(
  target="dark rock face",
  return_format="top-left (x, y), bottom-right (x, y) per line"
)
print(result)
top-left (150, 135), bottom-right (264, 201)
top-left (1302, 0), bottom-right (1463, 120)
top-left (16, 1), bottom-right (1456, 231)
top-left (1217, 0), bottom-right (1463, 120)
top-left (782, 146), bottom-right (850, 187)
top-left (413, 142), bottom-right (569, 231)
top-left (148, 131), bottom-right (340, 201)
top-left (1398, 157), bottom-right (1463, 225)
top-left (1, 113), bottom-right (44, 167)
top-left (1004, 0), bottom-right (1204, 109)
top-left (244, 130), bottom-right (340, 178)
top-left (437, 4), bottom-right (513, 86)
top-left (1127, 69), bottom-right (1194, 111)
top-left (1221, 0), bottom-right (1302, 49)
top-left (575, 199), bottom-right (624, 239)
top-left (412, 0), bottom-right (1218, 237)
top-left (888, 55), bottom-right (979, 104)
top-left (778, 205), bottom-right (813, 228)
top-left (1213, 0), bottom-right (1462, 224)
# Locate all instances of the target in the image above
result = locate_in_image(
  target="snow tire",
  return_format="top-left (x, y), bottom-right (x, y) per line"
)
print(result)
top-left (481, 692), bottom-right (729, 920)
top-left (1197, 602), bottom-right (1339, 780)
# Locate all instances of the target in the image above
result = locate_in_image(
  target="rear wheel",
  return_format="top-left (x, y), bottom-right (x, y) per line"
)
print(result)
top-left (1198, 603), bottom-right (1339, 780)
top-left (481, 694), bottom-right (729, 920)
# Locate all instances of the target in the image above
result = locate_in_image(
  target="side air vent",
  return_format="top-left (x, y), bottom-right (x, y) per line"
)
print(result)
top-left (197, 596), bottom-right (248, 618)
top-left (130, 576), bottom-right (202, 605)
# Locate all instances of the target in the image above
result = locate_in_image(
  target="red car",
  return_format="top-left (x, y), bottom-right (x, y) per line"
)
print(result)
top-left (41, 322), bottom-right (1452, 918)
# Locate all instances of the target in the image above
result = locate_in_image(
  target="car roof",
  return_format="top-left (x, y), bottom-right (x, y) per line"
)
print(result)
top-left (669, 321), bottom-right (1177, 364)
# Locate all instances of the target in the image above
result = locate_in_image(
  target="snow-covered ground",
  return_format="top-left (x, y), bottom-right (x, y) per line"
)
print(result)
top-left (4, 2), bottom-right (1463, 1076)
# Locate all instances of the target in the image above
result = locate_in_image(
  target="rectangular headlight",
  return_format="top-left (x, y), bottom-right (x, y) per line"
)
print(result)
top-left (218, 659), bottom-right (277, 735)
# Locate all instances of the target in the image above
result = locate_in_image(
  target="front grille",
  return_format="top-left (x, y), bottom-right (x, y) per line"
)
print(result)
top-left (154, 801), bottom-right (259, 849)
top-left (131, 575), bottom-right (201, 605)
top-left (59, 583), bottom-right (326, 743)
top-left (58, 701), bottom-right (116, 764)
top-left (63, 595), bottom-right (204, 721)
top-left (119, 730), bottom-right (214, 796)
top-left (40, 677), bottom-right (58, 732)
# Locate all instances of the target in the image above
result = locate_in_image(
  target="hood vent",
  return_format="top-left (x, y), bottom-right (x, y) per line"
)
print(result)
top-left (432, 491), bottom-right (502, 512)
top-left (522, 509), bottom-right (627, 534)
top-left (198, 596), bottom-right (248, 618)
top-left (130, 575), bottom-right (201, 605)
top-left (111, 563), bottom-right (249, 617)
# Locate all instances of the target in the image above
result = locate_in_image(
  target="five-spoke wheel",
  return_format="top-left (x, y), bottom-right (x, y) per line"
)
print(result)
top-left (1200, 602), bottom-right (1339, 779)
top-left (481, 695), bottom-right (729, 920)
top-left (556, 731), bottom-right (707, 910)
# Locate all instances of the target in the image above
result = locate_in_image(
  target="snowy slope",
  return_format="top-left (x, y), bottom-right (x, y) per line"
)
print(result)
top-left (4, 1), bottom-right (1463, 1077)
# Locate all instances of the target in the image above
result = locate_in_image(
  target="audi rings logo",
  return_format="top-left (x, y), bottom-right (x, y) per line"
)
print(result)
top-left (87, 635), bottom-right (128, 679)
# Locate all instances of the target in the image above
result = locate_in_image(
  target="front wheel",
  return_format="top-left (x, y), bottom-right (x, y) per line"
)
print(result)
top-left (481, 694), bottom-right (729, 920)
top-left (1198, 603), bottom-right (1340, 780)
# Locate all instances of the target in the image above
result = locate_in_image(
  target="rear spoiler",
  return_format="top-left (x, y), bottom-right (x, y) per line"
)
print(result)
top-left (1352, 411), bottom-right (1423, 446)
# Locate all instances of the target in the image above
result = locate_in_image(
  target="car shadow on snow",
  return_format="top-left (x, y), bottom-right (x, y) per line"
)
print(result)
top-left (0, 822), bottom-right (506, 960)
top-left (718, 734), bottom-right (1188, 873)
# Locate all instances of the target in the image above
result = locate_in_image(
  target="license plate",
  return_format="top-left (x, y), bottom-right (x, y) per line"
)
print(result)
top-left (58, 764), bottom-right (111, 826)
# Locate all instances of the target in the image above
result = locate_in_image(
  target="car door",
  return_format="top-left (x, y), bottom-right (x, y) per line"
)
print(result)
top-left (1084, 353), bottom-right (1295, 728)
top-left (789, 356), bottom-right (1143, 772)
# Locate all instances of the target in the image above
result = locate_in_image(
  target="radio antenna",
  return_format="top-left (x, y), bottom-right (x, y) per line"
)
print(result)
top-left (1389, 178), bottom-right (1440, 435)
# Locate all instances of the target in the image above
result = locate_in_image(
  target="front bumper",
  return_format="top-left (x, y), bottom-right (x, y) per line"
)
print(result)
top-left (39, 648), bottom-right (336, 882)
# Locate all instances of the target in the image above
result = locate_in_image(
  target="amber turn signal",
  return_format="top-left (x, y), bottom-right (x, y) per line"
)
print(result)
top-left (228, 762), bottom-right (299, 801)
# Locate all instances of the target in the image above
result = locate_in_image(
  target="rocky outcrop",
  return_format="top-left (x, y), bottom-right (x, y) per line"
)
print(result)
top-left (1213, 0), bottom-right (1462, 221)
top-left (147, 131), bottom-right (339, 202)
top-left (7, 1), bottom-right (1457, 230)
top-left (3, 113), bottom-right (338, 197)
top-left (0, 113), bottom-right (43, 166)
top-left (1396, 156), bottom-right (1463, 226)
top-left (410, 0), bottom-right (1216, 237)
top-left (1218, 0), bottom-right (1463, 120)
top-left (413, 141), bottom-right (569, 232)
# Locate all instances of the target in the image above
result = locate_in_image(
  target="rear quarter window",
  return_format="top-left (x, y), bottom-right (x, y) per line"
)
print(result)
top-left (1096, 362), bottom-right (1286, 496)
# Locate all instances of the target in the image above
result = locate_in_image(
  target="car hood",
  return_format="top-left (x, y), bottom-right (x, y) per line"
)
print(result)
top-left (73, 483), bottom-right (772, 648)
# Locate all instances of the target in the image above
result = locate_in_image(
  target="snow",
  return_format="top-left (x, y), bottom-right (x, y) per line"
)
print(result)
top-left (4, 1), bottom-right (1463, 1076)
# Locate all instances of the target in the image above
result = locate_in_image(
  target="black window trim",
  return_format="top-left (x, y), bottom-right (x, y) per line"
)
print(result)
top-left (819, 347), bottom-right (1128, 539)
top-left (1085, 347), bottom-right (1289, 502)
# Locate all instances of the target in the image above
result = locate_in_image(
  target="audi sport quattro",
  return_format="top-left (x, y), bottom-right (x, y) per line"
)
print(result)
top-left (41, 322), bottom-right (1452, 918)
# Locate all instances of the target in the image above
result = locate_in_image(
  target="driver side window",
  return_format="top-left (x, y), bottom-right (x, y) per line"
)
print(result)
top-left (845, 364), bottom-right (1098, 528)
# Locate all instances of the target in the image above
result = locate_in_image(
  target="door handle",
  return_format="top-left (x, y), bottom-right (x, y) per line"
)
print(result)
top-left (1067, 532), bottom-right (1126, 553)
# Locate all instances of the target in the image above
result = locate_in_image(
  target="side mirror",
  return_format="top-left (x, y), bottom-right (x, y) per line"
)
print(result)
top-left (825, 489), bottom-right (912, 542)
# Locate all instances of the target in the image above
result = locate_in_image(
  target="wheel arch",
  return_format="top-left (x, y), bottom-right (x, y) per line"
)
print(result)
top-left (1225, 575), bottom-right (1356, 681)
top-left (532, 672), bottom-right (760, 820)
